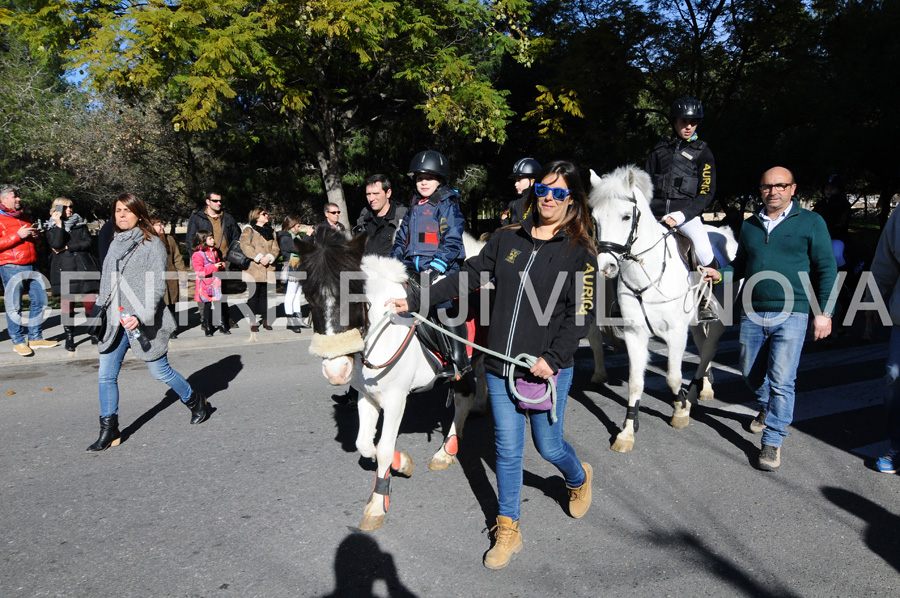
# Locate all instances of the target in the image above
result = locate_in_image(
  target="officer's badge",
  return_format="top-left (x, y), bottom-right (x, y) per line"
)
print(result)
top-left (505, 248), bottom-right (521, 264)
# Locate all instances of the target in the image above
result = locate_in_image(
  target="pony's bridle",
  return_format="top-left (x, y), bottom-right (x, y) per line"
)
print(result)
top-left (595, 192), bottom-right (642, 262)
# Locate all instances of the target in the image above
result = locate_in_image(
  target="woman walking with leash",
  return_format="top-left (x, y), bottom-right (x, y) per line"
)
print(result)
top-left (389, 160), bottom-right (597, 569)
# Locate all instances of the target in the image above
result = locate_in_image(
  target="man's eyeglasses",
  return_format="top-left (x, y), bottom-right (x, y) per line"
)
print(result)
top-left (260, 212), bottom-right (268, 216)
top-left (208, 198), bottom-right (222, 203)
top-left (759, 183), bottom-right (793, 193)
top-left (534, 183), bottom-right (571, 201)
top-left (328, 210), bottom-right (341, 215)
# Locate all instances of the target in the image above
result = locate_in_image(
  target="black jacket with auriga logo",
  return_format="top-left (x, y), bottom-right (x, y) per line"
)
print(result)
top-left (407, 214), bottom-right (597, 376)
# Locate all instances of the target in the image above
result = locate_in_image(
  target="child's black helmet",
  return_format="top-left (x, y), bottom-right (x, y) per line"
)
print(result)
top-left (408, 150), bottom-right (450, 182)
top-left (510, 158), bottom-right (541, 179)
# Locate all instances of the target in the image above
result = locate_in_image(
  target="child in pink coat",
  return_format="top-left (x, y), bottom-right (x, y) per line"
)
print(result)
top-left (191, 230), bottom-right (228, 336)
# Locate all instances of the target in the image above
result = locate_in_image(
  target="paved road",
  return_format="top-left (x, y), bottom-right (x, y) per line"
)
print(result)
top-left (1, 309), bottom-right (898, 597)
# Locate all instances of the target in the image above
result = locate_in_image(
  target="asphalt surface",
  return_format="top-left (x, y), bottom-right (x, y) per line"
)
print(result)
top-left (1, 306), bottom-right (898, 597)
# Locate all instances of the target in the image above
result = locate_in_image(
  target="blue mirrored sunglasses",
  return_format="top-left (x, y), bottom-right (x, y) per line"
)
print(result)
top-left (534, 183), bottom-right (571, 201)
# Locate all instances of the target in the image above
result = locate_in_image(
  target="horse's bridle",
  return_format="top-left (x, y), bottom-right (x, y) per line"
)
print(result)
top-left (596, 188), bottom-right (675, 297)
top-left (595, 191), bottom-right (642, 261)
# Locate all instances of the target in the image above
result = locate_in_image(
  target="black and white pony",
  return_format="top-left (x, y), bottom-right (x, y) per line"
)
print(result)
top-left (588, 166), bottom-right (738, 452)
top-left (295, 228), bottom-right (483, 530)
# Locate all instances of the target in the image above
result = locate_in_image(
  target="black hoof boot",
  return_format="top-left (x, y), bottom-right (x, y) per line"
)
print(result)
top-left (185, 391), bottom-right (210, 425)
top-left (86, 415), bottom-right (121, 453)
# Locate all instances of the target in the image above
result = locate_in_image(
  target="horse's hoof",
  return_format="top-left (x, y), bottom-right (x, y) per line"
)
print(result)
top-left (590, 374), bottom-right (608, 388)
top-left (698, 390), bottom-right (714, 402)
top-left (670, 415), bottom-right (690, 429)
top-left (394, 452), bottom-right (415, 477)
top-left (610, 438), bottom-right (634, 453)
top-left (428, 455), bottom-right (456, 471)
top-left (358, 514), bottom-right (384, 531)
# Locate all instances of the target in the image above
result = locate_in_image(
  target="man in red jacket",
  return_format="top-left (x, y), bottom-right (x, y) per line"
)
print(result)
top-left (0, 185), bottom-right (57, 356)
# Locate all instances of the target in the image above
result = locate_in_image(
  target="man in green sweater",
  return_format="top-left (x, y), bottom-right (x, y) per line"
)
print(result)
top-left (702, 166), bottom-right (837, 471)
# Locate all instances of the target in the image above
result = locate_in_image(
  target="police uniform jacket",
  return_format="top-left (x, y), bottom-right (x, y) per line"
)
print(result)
top-left (406, 212), bottom-right (597, 377)
top-left (646, 137), bottom-right (716, 222)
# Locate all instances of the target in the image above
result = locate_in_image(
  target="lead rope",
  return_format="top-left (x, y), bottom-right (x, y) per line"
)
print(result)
top-left (364, 311), bottom-right (559, 422)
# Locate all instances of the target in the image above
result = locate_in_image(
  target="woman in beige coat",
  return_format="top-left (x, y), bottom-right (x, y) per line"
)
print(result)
top-left (239, 207), bottom-right (279, 331)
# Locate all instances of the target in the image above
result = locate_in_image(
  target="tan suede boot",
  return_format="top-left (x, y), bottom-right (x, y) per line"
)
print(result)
top-left (484, 516), bottom-right (523, 570)
top-left (567, 461), bottom-right (593, 519)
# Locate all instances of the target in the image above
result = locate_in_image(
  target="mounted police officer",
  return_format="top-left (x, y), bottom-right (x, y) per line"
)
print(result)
top-left (501, 157), bottom-right (541, 227)
top-left (392, 150), bottom-right (470, 378)
top-left (646, 97), bottom-right (718, 321)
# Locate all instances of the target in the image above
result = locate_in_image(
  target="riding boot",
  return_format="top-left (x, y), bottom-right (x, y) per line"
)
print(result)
top-left (203, 318), bottom-right (216, 337)
top-left (85, 415), bottom-right (121, 453)
top-left (440, 321), bottom-right (471, 380)
top-left (184, 390), bottom-right (210, 425)
top-left (64, 326), bottom-right (76, 352)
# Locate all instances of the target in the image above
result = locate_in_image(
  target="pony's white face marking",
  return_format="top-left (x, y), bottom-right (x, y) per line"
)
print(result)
top-left (322, 292), bottom-right (337, 336)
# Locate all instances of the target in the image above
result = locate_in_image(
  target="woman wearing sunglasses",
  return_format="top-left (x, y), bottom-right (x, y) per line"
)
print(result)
top-left (239, 207), bottom-right (279, 332)
top-left (388, 160), bottom-right (598, 569)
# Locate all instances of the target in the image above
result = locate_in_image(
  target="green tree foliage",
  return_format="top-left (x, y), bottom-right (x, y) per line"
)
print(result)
top-left (4, 0), bottom-right (535, 226)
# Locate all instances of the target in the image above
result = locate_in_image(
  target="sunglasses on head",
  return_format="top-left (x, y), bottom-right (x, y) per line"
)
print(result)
top-left (534, 183), bottom-right (571, 201)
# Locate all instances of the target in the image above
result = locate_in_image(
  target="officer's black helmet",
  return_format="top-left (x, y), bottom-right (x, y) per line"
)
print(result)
top-left (671, 97), bottom-right (704, 120)
top-left (510, 158), bottom-right (541, 179)
top-left (408, 150), bottom-right (450, 182)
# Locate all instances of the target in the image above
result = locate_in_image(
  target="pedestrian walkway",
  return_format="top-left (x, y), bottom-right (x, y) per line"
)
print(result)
top-left (0, 296), bottom-right (312, 366)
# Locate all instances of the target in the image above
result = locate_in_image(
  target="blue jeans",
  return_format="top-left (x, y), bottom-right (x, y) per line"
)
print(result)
top-left (486, 367), bottom-right (585, 521)
top-left (739, 312), bottom-right (808, 447)
top-left (98, 330), bottom-right (193, 418)
top-left (882, 326), bottom-right (900, 453)
top-left (0, 264), bottom-right (48, 344)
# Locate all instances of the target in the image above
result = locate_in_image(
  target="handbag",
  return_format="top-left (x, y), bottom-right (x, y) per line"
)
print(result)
top-left (514, 372), bottom-right (559, 412)
top-left (86, 302), bottom-right (107, 339)
top-left (72, 251), bottom-right (101, 273)
top-left (225, 238), bottom-right (251, 270)
top-left (85, 241), bottom-right (140, 340)
top-left (197, 276), bottom-right (222, 302)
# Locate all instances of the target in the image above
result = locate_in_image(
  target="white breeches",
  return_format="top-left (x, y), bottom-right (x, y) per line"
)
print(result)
top-left (677, 216), bottom-right (715, 266)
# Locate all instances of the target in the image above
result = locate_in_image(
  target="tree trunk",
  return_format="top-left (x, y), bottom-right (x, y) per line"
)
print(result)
top-left (299, 116), bottom-right (350, 230)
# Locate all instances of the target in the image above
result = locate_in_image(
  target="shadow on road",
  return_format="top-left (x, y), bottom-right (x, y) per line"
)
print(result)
top-left (119, 353), bottom-right (243, 443)
top-left (318, 533), bottom-right (418, 598)
top-left (821, 485), bottom-right (900, 574)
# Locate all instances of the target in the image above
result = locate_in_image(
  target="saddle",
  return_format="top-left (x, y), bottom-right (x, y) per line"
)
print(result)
top-left (404, 274), bottom-right (477, 370)
top-left (670, 229), bottom-right (703, 272)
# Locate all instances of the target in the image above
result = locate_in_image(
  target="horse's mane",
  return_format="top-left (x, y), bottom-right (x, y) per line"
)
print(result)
top-left (300, 228), bottom-right (362, 296)
top-left (588, 165), bottom-right (654, 208)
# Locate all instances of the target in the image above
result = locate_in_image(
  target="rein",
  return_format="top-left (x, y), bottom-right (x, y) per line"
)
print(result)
top-left (359, 310), bottom-right (560, 423)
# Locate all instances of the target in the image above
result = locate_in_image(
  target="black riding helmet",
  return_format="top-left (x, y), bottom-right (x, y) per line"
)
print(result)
top-left (510, 157), bottom-right (541, 179)
top-left (671, 97), bottom-right (704, 120)
top-left (408, 150), bottom-right (450, 183)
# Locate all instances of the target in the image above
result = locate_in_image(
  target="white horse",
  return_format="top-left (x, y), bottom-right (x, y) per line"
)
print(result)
top-left (588, 165), bottom-right (737, 453)
top-left (296, 228), bottom-right (485, 530)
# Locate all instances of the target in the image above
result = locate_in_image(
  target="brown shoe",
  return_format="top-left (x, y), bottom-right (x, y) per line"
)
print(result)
top-left (250, 324), bottom-right (260, 333)
top-left (749, 411), bottom-right (767, 434)
top-left (484, 516), bottom-right (523, 570)
top-left (262, 320), bottom-right (273, 331)
top-left (13, 343), bottom-right (34, 357)
top-left (758, 444), bottom-right (781, 471)
top-left (29, 339), bottom-right (59, 349)
top-left (567, 461), bottom-right (593, 519)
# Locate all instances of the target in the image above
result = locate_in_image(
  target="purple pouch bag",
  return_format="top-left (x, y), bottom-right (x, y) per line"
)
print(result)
top-left (514, 373), bottom-right (558, 412)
